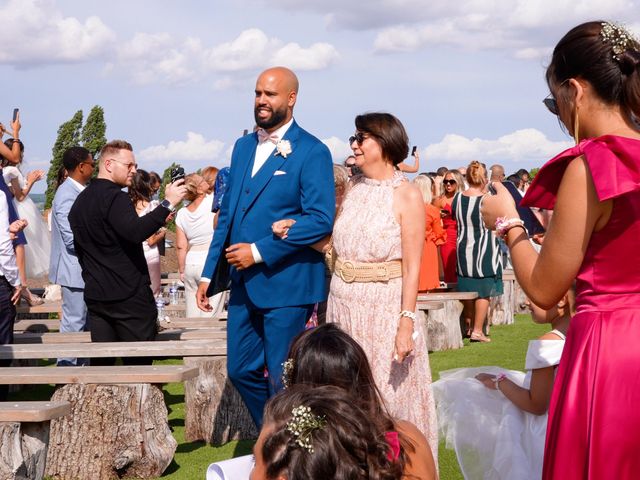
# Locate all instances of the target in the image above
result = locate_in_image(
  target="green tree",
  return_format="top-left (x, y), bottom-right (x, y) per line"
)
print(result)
top-left (44, 110), bottom-right (83, 209)
top-left (529, 167), bottom-right (540, 180)
top-left (81, 105), bottom-right (107, 157)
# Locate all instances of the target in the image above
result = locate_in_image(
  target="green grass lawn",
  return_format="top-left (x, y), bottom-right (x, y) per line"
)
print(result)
top-left (12, 314), bottom-right (546, 479)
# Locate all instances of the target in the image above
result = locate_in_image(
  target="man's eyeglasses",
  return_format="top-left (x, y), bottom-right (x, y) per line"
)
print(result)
top-left (348, 132), bottom-right (369, 145)
top-left (443, 179), bottom-right (457, 185)
top-left (108, 158), bottom-right (138, 170)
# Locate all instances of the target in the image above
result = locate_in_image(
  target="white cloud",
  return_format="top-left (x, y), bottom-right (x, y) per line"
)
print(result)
top-left (0, 0), bottom-right (115, 66)
top-left (110, 28), bottom-right (339, 86)
top-left (322, 136), bottom-right (353, 163)
top-left (137, 132), bottom-right (227, 169)
top-left (204, 28), bottom-right (338, 72)
top-left (424, 129), bottom-right (572, 164)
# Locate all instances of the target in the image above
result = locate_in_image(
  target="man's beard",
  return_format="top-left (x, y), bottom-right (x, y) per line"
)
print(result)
top-left (254, 105), bottom-right (287, 130)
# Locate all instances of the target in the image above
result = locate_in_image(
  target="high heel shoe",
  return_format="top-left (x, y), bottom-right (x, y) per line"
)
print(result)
top-left (470, 332), bottom-right (491, 343)
top-left (21, 288), bottom-right (44, 306)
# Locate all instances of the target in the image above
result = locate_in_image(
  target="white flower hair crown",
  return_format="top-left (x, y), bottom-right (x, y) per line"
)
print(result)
top-left (275, 139), bottom-right (292, 158)
top-left (286, 405), bottom-right (326, 454)
top-left (600, 21), bottom-right (635, 61)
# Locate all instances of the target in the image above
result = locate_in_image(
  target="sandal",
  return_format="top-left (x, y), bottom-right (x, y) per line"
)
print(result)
top-left (470, 332), bottom-right (491, 343)
top-left (21, 288), bottom-right (44, 306)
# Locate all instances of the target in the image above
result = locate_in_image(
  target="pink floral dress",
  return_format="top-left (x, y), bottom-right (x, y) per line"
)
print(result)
top-left (327, 171), bottom-right (438, 462)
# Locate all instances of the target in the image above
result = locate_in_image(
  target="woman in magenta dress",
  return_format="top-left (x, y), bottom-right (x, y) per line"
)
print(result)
top-left (482, 21), bottom-right (640, 479)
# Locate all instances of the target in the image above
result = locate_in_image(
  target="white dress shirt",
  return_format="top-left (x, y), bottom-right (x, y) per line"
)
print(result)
top-left (0, 190), bottom-right (19, 286)
top-left (200, 119), bottom-right (294, 281)
top-left (251, 118), bottom-right (293, 177)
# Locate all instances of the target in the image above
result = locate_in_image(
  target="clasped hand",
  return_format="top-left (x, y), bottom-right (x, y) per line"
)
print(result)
top-left (225, 243), bottom-right (255, 271)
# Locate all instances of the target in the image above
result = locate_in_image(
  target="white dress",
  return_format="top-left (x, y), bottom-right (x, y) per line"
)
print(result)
top-left (2, 166), bottom-right (50, 278)
top-left (138, 200), bottom-right (161, 295)
top-left (431, 331), bottom-right (566, 480)
top-left (175, 194), bottom-right (225, 317)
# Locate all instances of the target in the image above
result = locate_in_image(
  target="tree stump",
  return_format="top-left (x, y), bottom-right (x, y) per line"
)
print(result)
top-left (184, 357), bottom-right (258, 445)
top-left (0, 422), bottom-right (49, 480)
top-left (424, 301), bottom-right (464, 351)
top-left (45, 384), bottom-right (176, 480)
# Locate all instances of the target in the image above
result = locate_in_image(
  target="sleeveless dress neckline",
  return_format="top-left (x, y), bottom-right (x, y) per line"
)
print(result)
top-left (358, 170), bottom-right (405, 187)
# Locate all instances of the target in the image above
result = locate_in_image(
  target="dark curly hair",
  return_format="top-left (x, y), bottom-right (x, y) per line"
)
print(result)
top-left (285, 323), bottom-right (414, 472)
top-left (261, 385), bottom-right (403, 480)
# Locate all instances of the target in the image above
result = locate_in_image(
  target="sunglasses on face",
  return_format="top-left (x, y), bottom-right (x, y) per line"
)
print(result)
top-left (543, 79), bottom-right (570, 116)
top-left (443, 179), bottom-right (457, 185)
top-left (348, 132), bottom-right (369, 145)
top-left (543, 94), bottom-right (559, 115)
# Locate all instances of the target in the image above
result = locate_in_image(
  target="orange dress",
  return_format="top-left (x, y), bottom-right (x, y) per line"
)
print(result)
top-left (419, 203), bottom-right (446, 291)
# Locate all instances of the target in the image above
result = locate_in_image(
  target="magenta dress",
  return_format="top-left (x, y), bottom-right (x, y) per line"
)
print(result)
top-left (522, 135), bottom-right (640, 479)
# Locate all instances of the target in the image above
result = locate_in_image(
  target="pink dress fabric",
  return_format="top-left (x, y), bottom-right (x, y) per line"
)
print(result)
top-left (327, 172), bottom-right (438, 463)
top-left (522, 135), bottom-right (640, 480)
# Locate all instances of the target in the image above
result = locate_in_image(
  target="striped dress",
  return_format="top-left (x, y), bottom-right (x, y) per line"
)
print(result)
top-left (452, 192), bottom-right (503, 297)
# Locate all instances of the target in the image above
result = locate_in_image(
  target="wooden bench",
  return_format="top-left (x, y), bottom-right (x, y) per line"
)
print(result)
top-left (14, 315), bottom-right (228, 332)
top-left (0, 366), bottom-right (197, 480)
top-left (16, 301), bottom-right (62, 316)
top-left (418, 291), bottom-right (479, 351)
top-left (0, 401), bottom-right (71, 480)
top-left (1, 340), bottom-right (254, 448)
top-left (13, 328), bottom-right (227, 344)
top-left (489, 269), bottom-right (526, 326)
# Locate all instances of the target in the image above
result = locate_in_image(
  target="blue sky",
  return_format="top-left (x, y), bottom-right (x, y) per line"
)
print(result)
top-left (2, 0), bottom-right (639, 193)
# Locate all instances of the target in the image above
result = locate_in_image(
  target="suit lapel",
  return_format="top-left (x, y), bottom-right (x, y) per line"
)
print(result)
top-left (228, 135), bottom-right (259, 220)
top-left (242, 121), bottom-right (301, 217)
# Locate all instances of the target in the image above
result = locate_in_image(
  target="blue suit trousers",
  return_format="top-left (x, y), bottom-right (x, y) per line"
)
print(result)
top-left (227, 280), bottom-right (313, 428)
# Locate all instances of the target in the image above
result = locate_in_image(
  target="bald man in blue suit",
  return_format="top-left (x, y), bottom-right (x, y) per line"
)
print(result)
top-left (197, 67), bottom-right (335, 427)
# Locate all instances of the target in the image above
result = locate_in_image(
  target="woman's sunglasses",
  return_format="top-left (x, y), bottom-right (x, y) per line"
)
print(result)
top-left (348, 132), bottom-right (368, 145)
top-left (543, 94), bottom-right (559, 116)
top-left (443, 179), bottom-right (457, 185)
top-left (543, 79), bottom-right (570, 116)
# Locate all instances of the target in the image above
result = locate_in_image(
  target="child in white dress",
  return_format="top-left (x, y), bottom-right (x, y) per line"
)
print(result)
top-left (432, 289), bottom-right (574, 480)
top-left (2, 138), bottom-right (50, 304)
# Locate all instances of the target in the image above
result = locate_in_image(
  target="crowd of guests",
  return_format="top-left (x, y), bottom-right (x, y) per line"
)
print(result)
top-left (1, 19), bottom-right (640, 480)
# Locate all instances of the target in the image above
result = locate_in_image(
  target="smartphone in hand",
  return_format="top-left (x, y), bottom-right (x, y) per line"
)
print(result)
top-left (411, 145), bottom-right (417, 156)
top-left (12, 108), bottom-right (19, 122)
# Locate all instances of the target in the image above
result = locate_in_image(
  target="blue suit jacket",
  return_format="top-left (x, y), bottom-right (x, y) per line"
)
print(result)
top-left (202, 120), bottom-right (335, 308)
top-left (49, 178), bottom-right (84, 289)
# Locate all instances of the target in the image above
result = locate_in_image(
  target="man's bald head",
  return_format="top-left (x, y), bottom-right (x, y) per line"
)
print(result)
top-left (489, 164), bottom-right (505, 182)
top-left (258, 67), bottom-right (299, 93)
top-left (254, 67), bottom-right (299, 131)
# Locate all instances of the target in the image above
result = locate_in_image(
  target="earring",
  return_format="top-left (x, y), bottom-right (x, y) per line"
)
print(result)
top-left (573, 106), bottom-right (580, 144)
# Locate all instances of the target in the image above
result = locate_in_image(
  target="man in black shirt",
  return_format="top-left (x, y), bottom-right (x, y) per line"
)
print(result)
top-left (69, 140), bottom-right (185, 364)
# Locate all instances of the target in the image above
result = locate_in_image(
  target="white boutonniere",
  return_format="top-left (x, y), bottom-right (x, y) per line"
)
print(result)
top-left (275, 139), bottom-right (292, 158)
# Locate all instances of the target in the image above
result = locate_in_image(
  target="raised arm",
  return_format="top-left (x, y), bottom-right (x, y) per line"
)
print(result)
top-left (481, 157), bottom-right (610, 308)
top-left (397, 150), bottom-right (420, 174)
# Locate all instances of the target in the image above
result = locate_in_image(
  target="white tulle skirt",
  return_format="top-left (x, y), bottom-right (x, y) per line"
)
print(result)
top-left (432, 367), bottom-right (547, 480)
top-left (14, 196), bottom-right (50, 278)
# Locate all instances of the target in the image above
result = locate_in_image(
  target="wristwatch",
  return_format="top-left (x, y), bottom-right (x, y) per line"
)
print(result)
top-left (160, 199), bottom-right (176, 212)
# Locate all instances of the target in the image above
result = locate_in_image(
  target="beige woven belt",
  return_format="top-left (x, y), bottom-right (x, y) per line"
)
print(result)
top-left (334, 257), bottom-right (402, 283)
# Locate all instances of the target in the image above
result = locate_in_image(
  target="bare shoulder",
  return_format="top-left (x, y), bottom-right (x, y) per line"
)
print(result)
top-left (394, 181), bottom-right (423, 204)
top-left (538, 331), bottom-right (565, 341)
top-left (395, 419), bottom-right (428, 443)
top-left (395, 420), bottom-right (437, 480)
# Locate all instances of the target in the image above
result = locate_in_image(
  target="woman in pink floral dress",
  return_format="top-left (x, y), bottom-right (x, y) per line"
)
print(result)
top-left (326, 113), bottom-right (438, 462)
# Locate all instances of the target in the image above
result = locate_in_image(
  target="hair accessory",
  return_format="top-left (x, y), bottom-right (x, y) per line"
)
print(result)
top-left (600, 22), bottom-right (635, 61)
top-left (281, 358), bottom-right (294, 388)
top-left (286, 405), bottom-right (326, 454)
